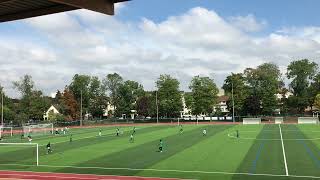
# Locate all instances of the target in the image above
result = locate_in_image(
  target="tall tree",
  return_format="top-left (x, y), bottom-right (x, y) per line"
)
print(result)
top-left (13, 75), bottom-right (34, 118)
top-left (13, 75), bottom-right (51, 121)
top-left (88, 76), bottom-right (107, 118)
top-left (314, 94), bottom-right (320, 110)
top-left (61, 87), bottom-right (79, 120)
top-left (244, 63), bottom-right (281, 115)
top-left (287, 59), bottom-right (318, 112)
top-left (189, 76), bottom-right (219, 116)
top-left (0, 85), bottom-right (15, 123)
top-left (28, 90), bottom-right (50, 120)
top-left (156, 75), bottom-right (182, 117)
top-left (136, 92), bottom-right (157, 118)
top-left (309, 73), bottom-right (320, 108)
top-left (223, 73), bottom-right (248, 116)
top-left (69, 74), bottom-right (91, 114)
top-left (115, 80), bottom-right (144, 117)
top-left (103, 73), bottom-right (123, 108)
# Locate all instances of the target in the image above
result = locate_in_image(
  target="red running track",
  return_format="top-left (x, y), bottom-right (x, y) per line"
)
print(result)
top-left (0, 170), bottom-right (184, 180)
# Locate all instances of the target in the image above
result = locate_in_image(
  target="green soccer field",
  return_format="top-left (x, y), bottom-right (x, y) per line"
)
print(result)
top-left (2, 124), bottom-right (320, 180)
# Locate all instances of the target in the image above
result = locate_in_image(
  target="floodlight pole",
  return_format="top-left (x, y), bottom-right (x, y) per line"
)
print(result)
top-left (1, 92), bottom-right (3, 126)
top-left (156, 91), bottom-right (159, 124)
top-left (232, 82), bottom-right (235, 123)
top-left (80, 90), bottom-right (83, 126)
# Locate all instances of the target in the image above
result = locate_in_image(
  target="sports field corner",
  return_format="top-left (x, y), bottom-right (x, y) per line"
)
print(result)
top-left (1, 122), bottom-right (320, 179)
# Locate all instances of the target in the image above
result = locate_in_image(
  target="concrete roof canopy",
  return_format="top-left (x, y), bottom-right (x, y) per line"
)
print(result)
top-left (0, 0), bottom-right (128, 23)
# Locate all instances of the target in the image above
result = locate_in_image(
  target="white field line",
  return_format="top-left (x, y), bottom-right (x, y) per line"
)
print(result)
top-left (0, 163), bottom-right (319, 179)
top-left (0, 168), bottom-right (196, 180)
top-left (227, 133), bottom-right (320, 141)
top-left (35, 128), bottom-right (135, 147)
top-left (279, 124), bottom-right (289, 176)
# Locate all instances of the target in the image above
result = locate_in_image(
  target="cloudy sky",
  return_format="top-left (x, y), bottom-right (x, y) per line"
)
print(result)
top-left (1, 0), bottom-right (320, 98)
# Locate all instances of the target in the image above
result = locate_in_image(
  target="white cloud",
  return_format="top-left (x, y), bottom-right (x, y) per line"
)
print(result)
top-left (1, 7), bottom-right (320, 97)
top-left (228, 14), bottom-right (267, 32)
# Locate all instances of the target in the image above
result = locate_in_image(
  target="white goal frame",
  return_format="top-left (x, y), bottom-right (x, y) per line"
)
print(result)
top-left (298, 117), bottom-right (319, 124)
top-left (275, 117), bottom-right (284, 124)
top-left (243, 118), bottom-right (261, 124)
top-left (23, 123), bottom-right (54, 136)
top-left (0, 143), bottom-right (39, 166)
top-left (0, 126), bottom-right (13, 137)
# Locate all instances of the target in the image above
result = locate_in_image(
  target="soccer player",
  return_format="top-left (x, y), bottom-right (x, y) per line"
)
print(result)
top-left (116, 128), bottom-right (120, 136)
top-left (69, 134), bottom-right (73, 143)
top-left (159, 139), bottom-right (164, 153)
top-left (179, 125), bottom-right (183, 134)
top-left (129, 134), bottom-right (134, 143)
top-left (55, 128), bottom-right (59, 135)
top-left (132, 127), bottom-right (136, 135)
top-left (203, 129), bottom-right (207, 136)
top-left (46, 142), bottom-right (52, 154)
top-left (236, 130), bottom-right (239, 138)
top-left (28, 135), bottom-right (32, 143)
top-left (99, 129), bottom-right (102, 137)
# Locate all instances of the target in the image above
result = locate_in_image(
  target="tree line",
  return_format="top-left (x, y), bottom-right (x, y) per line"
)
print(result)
top-left (0, 59), bottom-right (320, 124)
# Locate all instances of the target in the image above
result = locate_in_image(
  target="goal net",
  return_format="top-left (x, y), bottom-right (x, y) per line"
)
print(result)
top-left (0, 126), bottom-right (13, 137)
top-left (243, 118), bottom-right (261, 124)
top-left (0, 143), bottom-right (39, 166)
top-left (275, 117), bottom-right (284, 124)
top-left (23, 123), bottom-right (53, 137)
top-left (298, 117), bottom-right (319, 124)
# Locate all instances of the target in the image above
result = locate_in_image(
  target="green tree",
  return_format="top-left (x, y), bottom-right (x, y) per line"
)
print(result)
top-left (103, 73), bottom-right (123, 108)
top-left (69, 74), bottom-right (91, 114)
top-left (189, 76), bottom-right (219, 116)
top-left (88, 77), bottom-right (107, 118)
top-left (183, 92), bottom-right (193, 110)
top-left (13, 75), bottom-right (49, 121)
top-left (136, 95), bottom-right (152, 117)
top-left (13, 75), bottom-right (34, 120)
top-left (309, 73), bottom-right (320, 109)
top-left (314, 94), bottom-right (320, 110)
top-left (29, 90), bottom-right (50, 120)
top-left (244, 63), bottom-right (281, 115)
top-left (0, 85), bottom-right (16, 123)
top-left (287, 59), bottom-right (318, 112)
top-left (223, 73), bottom-right (248, 116)
top-left (243, 95), bottom-right (261, 116)
top-left (156, 75), bottom-right (183, 117)
top-left (115, 80), bottom-right (144, 117)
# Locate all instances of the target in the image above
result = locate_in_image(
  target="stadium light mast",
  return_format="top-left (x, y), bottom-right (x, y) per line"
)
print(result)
top-left (80, 90), bottom-right (83, 126)
top-left (156, 91), bottom-right (159, 124)
top-left (232, 82), bottom-right (235, 123)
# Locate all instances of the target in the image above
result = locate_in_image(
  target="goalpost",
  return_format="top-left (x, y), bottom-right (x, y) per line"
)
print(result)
top-left (23, 123), bottom-right (53, 137)
top-left (0, 126), bottom-right (13, 137)
top-left (0, 143), bottom-right (39, 166)
top-left (243, 118), bottom-right (261, 124)
top-left (275, 117), bottom-right (284, 124)
top-left (298, 117), bottom-right (319, 124)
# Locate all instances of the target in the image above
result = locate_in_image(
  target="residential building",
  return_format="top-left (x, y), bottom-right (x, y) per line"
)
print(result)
top-left (43, 105), bottom-right (60, 120)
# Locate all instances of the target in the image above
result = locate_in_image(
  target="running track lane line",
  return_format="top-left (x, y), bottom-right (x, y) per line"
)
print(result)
top-left (0, 170), bottom-right (192, 180)
top-left (3, 164), bottom-right (320, 179)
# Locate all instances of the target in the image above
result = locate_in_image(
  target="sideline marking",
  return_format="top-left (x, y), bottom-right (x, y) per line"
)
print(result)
top-left (279, 124), bottom-right (289, 176)
top-left (1, 164), bottom-right (320, 179)
top-left (0, 170), bottom-right (191, 180)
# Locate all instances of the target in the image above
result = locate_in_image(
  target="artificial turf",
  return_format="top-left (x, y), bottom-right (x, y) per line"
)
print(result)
top-left (1, 124), bottom-right (320, 180)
